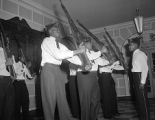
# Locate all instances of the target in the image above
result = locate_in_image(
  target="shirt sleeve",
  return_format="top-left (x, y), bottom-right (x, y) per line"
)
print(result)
top-left (23, 65), bottom-right (32, 79)
top-left (67, 55), bottom-right (82, 65)
top-left (0, 48), bottom-right (6, 68)
top-left (139, 54), bottom-right (148, 84)
top-left (13, 62), bottom-right (23, 76)
top-left (95, 57), bottom-right (109, 66)
top-left (87, 51), bottom-right (101, 61)
top-left (12, 59), bottom-right (19, 74)
top-left (42, 37), bottom-right (74, 60)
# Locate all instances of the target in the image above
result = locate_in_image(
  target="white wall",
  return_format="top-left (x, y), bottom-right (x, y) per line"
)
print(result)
top-left (0, 0), bottom-right (68, 31)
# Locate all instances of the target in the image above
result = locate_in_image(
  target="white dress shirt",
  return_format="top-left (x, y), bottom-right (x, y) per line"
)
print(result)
top-left (41, 36), bottom-right (82, 66)
top-left (0, 47), bottom-right (10, 76)
top-left (97, 57), bottom-right (124, 73)
top-left (13, 60), bottom-right (32, 80)
top-left (132, 49), bottom-right (148, 84)
top-left (78, 49), bottom-right (101, 72)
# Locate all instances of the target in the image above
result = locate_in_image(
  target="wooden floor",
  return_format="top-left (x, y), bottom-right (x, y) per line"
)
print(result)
top-left (113, 98), bottom-right (155, 120)
top-left (30, 98), bottom-right (155, 120)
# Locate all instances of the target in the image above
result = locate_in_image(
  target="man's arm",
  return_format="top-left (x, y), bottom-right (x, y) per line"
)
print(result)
top-left (87, 51), bottom-right (101, 61)
top-left (140, 54), bottom-right (148, 85)
top-left (42, 38), bottom-right (85, 60)
top-left (67, 55), bottom-right (82, 66)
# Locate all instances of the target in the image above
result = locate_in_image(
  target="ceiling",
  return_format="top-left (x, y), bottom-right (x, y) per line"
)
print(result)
top-left (32, 0), bottom-right (155, 29)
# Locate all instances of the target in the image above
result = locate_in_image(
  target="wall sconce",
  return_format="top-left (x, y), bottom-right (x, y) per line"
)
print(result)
top-left (134, 8), bottom-right (143, 35)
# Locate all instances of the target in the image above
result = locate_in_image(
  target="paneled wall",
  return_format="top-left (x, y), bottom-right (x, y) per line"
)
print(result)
top-left (0, 0), bottom-right (69, 31)
top-left (91, 16), bottom-right (155, 97)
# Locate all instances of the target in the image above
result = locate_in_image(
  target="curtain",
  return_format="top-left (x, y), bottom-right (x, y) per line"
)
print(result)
top-left (0, 17), bottom-right (44, 74)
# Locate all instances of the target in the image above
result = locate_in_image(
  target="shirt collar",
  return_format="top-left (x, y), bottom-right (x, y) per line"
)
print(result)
top-left (133, 49), bottom-right (140, 55)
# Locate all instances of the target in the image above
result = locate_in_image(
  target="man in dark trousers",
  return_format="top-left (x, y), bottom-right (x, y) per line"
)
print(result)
top-left (13, 55), bottom-right (36, 120)
top-left (68, 65), bottom-right (80, 119)
top-left (40, 22), bottom-right (85, 120)
top-left (98, 55), bottom-right (123, 120)
top-left (0, 41), bottom-right (15, 120)
top-left (128, 37), bottom-right (150, 120)
top-left (77, 40), bottom-right (106, 120)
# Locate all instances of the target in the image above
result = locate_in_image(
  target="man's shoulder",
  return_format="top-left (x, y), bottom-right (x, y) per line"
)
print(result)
top-left (42, 36), bottom-right (55, 45)
top-left (44, 36), bottom-right (55, 41)
top-left (0, 47), bottom-right (3, 51)
top-left (137, 50), bottom-right (147, 58)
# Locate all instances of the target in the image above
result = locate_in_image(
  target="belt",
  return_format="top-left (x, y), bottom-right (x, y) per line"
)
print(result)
top-left (44, 63), bottom-right (60, 67)
top-left (100, 72), bottom-right (111, 74)
top-left (0, 76), bottom-right (10, 79)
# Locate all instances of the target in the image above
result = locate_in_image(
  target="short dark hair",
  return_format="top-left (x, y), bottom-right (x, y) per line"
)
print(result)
top-left (44, 22), bottom-right (58, 36)
top-left (128, 36), bottom-right (141, 47)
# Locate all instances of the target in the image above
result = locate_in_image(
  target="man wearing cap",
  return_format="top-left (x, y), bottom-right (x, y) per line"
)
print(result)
top-left (40, 22), bottom-right (85, 120)
top-left (128, 37), bottom-right (150, 120)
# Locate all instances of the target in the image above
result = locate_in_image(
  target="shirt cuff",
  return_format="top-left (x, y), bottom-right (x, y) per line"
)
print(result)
top-left (69, 51), bottom-right (74, 57)
top-left (141, 80), bottom-right (146, 84)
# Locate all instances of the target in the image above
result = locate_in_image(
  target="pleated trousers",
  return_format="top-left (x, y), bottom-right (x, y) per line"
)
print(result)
top-left (98, 72), bottom-right (118, 118)
top-left (41, 63), bottom-right (75, 120)
top-left (77, 71), bottom-right (100, 120)
top-left (132, 72), bottom-right (150, 120)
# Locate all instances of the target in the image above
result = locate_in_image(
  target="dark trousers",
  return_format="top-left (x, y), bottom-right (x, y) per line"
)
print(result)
top-left (0, 76), bottom-right (15, 120)
top-left (41, 63), bottom-right (75, 120)
top-left (98, 72), bottom-right (118, 119)
top-left (77, 71), bottom-right (100, 120)
top-left (132, 72), bottom-right (150, 120)
top-left (13, 80), bottom-right (29, 120)
top-left (69, 75), bottom-right (80, 118)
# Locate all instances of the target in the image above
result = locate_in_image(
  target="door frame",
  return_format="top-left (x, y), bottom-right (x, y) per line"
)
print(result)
top-left (146, 48), bottom-right (155, 97)
top-left (142, 41), bottom-right (155, 98)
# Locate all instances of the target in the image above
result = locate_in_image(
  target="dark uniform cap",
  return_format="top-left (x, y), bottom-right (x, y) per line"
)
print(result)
top-left (128, 36), bottom-right (141, 45)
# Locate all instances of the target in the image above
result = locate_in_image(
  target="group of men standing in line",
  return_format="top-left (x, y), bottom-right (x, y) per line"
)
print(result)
top-left (0, 20), bottom-right (150, 120)
top-left (40, 22), bottom-right (150, 120)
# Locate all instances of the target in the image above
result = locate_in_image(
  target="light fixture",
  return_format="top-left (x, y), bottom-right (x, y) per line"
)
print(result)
top-left (134, 8), bottom-right (143, 35)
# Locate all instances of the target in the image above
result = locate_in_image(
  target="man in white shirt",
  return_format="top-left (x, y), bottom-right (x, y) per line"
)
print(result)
top-left (13, 55), bottom-right (35, 120)
top-left (0, 42), bottom-right (15, 120)
top-left (97, 55), bottom-right (124, 119)
top-left (40, 22), bottom-right (84, 120)
top-left (128, 37), bottom-right (150, 120)
top-left (77, 39), bottom-right (106, 120)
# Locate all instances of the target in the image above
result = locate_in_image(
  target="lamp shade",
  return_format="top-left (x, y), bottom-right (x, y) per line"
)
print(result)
top-left (134, 15), bottom-right (143, 34)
